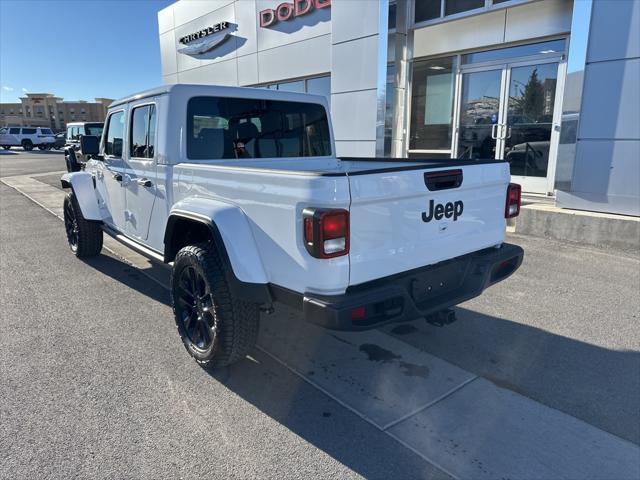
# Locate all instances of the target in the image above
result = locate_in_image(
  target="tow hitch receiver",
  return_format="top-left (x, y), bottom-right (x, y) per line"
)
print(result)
top-left (425, 308), bottom-right (457, 327)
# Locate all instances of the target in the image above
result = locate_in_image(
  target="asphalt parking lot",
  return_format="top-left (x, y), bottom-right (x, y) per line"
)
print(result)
top-left (1, 149), bottom-right (639, 479)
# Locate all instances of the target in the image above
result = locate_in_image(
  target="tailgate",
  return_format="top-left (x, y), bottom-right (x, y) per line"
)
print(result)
top-left (348, 162), bottom-right (510, 286)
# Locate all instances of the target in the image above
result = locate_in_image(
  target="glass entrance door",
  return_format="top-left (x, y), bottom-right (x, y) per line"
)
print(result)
top-left (456, 69), bottom-right (503, 161)
top-left (455, 59), bottom-right (563, 193)
top-left (503, 62), bottom-right (560, 193)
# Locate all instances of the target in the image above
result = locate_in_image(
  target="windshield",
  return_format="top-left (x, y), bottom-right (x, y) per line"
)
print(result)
top-left (187, 96), bottom-right (332, 160)
top-left (84, 124), bottom-right (103, 137)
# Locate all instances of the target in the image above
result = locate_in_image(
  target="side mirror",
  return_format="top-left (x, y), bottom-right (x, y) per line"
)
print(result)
top-left (80, 135), bottom-right (99, 156)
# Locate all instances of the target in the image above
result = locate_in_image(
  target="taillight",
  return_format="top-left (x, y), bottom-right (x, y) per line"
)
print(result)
top-left (505, 183), bottom-right (521, 218)
top-left (302, 208), bottom-right (349, 258)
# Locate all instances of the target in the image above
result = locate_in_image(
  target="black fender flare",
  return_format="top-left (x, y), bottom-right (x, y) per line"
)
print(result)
top-left (164, 212), bottom-right (272, 305)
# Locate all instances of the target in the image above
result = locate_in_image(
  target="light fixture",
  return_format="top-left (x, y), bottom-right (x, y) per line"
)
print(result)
top-left (429, 65), bottom-right (445, 70)
top-left (540, 49), bottom-right (556, 54)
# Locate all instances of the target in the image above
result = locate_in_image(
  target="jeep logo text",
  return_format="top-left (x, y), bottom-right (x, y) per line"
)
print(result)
top-left (422, 199), bottom-right (464, 223)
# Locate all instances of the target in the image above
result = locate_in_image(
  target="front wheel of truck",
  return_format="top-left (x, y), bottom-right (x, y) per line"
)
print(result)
top-left (63, 192), bottom-right (103, 257)
top-left (171, 243), bottom-right (259, 369)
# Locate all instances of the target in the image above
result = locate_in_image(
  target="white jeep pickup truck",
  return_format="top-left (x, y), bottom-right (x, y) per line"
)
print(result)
top-left (61, 84), bottom-right (523, 369)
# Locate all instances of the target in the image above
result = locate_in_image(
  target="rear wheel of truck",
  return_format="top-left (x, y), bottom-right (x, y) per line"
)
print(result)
top-left (171, 243), bottom-right (259, 369)
top-left (63, 192), bottom-right (103, 257)
top-left (22, 140), bottom-right (33, 151)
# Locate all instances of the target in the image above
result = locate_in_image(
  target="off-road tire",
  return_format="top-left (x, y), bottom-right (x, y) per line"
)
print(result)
top-left (63, 192), bottom-right (103, 257)
top-left (2, 146), bottom-right (10, 150)
top-left (22, 140), bottom-right (33, 151)
top-left (171, 243), bottom-right (259, 369)
top-left (38, 145), bottom-right (47, 150)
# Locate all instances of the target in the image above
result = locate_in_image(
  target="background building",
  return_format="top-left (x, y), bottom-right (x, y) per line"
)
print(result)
top-left (0, 93), bottom-right (113, 131)
top-left (157, 0), bottom-right (639, 216)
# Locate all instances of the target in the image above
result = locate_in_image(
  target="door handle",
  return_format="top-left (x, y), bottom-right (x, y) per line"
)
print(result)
top-left (136, 178), bottom-right (152, 188)
top-left (505, 126), bottom-right (512, 139)
top-left (112, 173), bottom-right (122, 182)
top-left (491, 124), bottom-right (498, 139)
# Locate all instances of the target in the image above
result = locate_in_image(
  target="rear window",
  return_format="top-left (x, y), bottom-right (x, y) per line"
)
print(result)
top-left (187, 96), bottom-right (332, 160)
top-left (84, 124), bottom-right (103, 137)
top-left (22, 128), bottom-right (36, 135)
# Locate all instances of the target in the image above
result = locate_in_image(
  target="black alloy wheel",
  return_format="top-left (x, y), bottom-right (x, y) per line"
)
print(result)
top-left (22, 140), bottom-right (33, 151)
top-left (175, 265), bottom-right (218, 353)
top-left (64, 196), bottom-right (79, 252)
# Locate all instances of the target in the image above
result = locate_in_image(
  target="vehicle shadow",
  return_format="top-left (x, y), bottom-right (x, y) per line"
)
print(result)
top-left (80, 250), bottom-right (640, 476)
top-left (80, 252), bottom-right (439, 478)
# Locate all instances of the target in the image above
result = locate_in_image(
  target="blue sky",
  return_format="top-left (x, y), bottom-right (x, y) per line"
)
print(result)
top-left (0, 0), bottom-right (174, 103)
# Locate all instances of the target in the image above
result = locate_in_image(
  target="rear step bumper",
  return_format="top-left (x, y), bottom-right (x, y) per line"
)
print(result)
top-left (271, 243), bottom-right (524, 331)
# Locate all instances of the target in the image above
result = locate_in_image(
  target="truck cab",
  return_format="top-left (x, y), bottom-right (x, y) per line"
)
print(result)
top-left (61, 84), bottom-right (523, 369)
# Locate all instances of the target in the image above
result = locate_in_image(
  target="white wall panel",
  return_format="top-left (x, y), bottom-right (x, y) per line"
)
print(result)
top-left (331, 90), bottom-right (378, 141)
top-left (159, 30), bottom-right (178, 75)
top-left (331, 35), bottom-right (379, 93)
top-left (178, 58), bottom-right (238, 86)
top-left (237, 54), bottom-right (259, 86)
top-left (573, 140), bottom-right (640, 196)
top-left (172, 0), bottom-right (234, 28)
top-left (233, 0), bottom-right (259, 57)
top-left (163, 73), bottom-right (178, 84)
top-left (335, 141), bottom-right (377, 158)
top-left (157, 4), bottom-right (175, 34)
top-left (588, 0), bottom-right (640, 63)
top-left (331, 0), bottom-right (379, 44)
top-left (413, 10), bottom-right (505, 58)
top-left (580, 58), bottom-right (640, 140)
top-left (255, 0), bottom-right (331, 51)
top-left (504, 0), bottom-right (572, 44)
top-left (257, 34), bottom-right (331, 83)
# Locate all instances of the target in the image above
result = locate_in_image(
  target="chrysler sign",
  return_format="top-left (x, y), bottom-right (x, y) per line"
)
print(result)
top-left (178, 22), bottom-right (230, 55)
top-left (260, 0), bottom-right (331, 28)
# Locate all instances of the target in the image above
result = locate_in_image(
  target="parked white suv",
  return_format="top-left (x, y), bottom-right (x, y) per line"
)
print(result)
top-left (61, 84), bottom-right (524, 369)
top-left (0, 126), bottom-right (56, 151)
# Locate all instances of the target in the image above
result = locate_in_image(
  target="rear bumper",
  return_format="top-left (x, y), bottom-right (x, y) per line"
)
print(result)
top-left (270, 243), bottom-right (523, 331)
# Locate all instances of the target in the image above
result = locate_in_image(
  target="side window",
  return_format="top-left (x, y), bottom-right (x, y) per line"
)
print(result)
top-left (22, 128), bottom-right (36, 135)
top-left (9, 128), bottom-right (20, 135)
top-left (130, 104), bottom-right (156, 158)
top-left (105, 111), bottom-right (125, 157)
top-left (67, 126), bottom-right (74, 139)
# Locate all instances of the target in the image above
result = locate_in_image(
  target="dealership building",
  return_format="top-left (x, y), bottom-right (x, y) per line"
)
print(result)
top-left (158, 0), bottom-right (639, 216)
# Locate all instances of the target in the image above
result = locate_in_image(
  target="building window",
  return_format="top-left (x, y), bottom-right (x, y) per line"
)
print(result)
top-left (389, 2), bottom-right (397, 29)
top-left (414, 0), bottom-right (517, 25)
top-left (409, 56), bottom-right (457, 151)
top-left (384, 64), bottom-right (396, 156)
top-left (445, 0), bottom-right (484, 16)
top-left (70, 108), bottom-right (75, 113)
top-left (415, 0), bottom-right (441, 23)
top-left (306, 76), bottom-right (331, 101)
top-left (81, 108), bottom-right (86, 114)
top-left (259, 75), bottom-right (331, 105)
